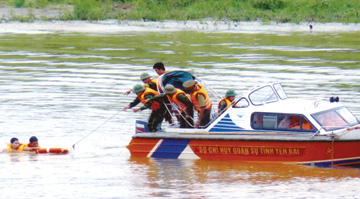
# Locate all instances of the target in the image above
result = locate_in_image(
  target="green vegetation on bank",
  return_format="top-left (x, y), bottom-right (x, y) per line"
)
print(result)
top-left (2, 0), bottom-right (360, 23)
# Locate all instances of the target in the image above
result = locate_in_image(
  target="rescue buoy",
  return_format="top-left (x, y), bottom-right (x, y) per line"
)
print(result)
top-left (35, 148), bottom-right (69, 154)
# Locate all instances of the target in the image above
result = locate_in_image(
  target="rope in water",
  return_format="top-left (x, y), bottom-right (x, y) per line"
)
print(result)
top-left (72, 111), bottom-right (121, 150)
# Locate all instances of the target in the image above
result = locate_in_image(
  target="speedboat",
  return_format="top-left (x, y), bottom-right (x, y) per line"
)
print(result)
top-left (127, 78), bottom-right (360, 167)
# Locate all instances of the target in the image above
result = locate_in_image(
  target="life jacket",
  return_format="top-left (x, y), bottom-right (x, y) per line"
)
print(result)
top-left (289, 116), bottom-right (301, 129)
top-left (7, 143), bottom-right (22, 151)
top-left (218, 97), bottom-right (235, 113)
top-left (302, 120), bottom-right (314, 130)
top-left (138, 88), bottom-right (160, 110)
top-left (167, 89), bottom-right (190, 113)
top-left (190, 84), bottom-right (212, 112)
top-left (150, 78), bottom-right (158, 87)
top-left (19, 143), bottom-right (41, 151)
top-left (144, 78), bottom-right (159, 91)
top-left (18, 144), bottom-right (25, 151)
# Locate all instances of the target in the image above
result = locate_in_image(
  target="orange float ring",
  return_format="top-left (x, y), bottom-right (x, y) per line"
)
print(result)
top-left (36, 148), bottom-right (69, 154)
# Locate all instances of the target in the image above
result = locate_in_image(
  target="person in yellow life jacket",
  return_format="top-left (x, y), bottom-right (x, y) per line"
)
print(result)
top-left (218, 89), bottom-right (238, 114)
top-left (124, 72), bottom-right (159, 95)
top-left (2, 137), bottom-right (23, 152)
top-left (183, 80), bottom-right (212, 128)
top-left (148, 84), bottom-right (194, 128)
top-left (19, 136), bottom-right (41, 152)
top-left (123, 84), bottom-right (172, 132)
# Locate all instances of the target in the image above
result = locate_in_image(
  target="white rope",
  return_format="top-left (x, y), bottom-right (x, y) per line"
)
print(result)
top-left (72, 111), bottom-right (121, 149)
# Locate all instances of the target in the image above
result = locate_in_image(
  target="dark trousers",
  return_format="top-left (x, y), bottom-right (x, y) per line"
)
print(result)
top-left (148, 110), bottom-right (165, 132)
top-left (180, 112), bottom-right (194, 128)
top-left (199, 108), bottom-right (211, 128)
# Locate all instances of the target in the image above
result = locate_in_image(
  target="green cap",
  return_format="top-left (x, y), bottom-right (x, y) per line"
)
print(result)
top-left (140, 72), bottom-right (150, 80)
top-left (164, 84), bottom-right (176, 94)
top-left (225, 89), bottom-right (237, 97)
top-left (133, 84), bottom-right (145, 93)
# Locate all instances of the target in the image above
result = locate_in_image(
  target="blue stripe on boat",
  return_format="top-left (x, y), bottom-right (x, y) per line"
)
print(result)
top-left (303, 157), bottom-right (360, 167)
top-left (209, 113), bottom-right (244, 132)
top-left (151, 139), bottom-right (190, 159)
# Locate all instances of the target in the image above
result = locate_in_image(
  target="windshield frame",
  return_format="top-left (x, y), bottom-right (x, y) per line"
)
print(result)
top-left (311, 107), bottom-right (359, 131)
top-left (249, 85), bottom-right (278, 106)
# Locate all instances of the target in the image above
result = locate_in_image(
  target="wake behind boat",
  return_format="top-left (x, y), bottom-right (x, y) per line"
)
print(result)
top-left (127, 76), bottom-right (360, 168)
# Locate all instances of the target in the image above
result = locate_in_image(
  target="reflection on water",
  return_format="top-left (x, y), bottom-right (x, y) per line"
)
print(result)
top-left (0, 29), bottom-right (359, 198)
top-left (129, 157), bottom-right (360, 198)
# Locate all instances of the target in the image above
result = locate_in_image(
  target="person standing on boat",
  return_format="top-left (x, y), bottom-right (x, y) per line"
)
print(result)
top-left (19, 136), bottom-right (41, 152)
top-left (148, 84), bottom-right (194, 128)
top-left (183, 80), bottom-right (212, 128)
top-left (153, 62), bottom-right (169, 76)
top-left (124, 72), bottom-right (159, 95)
top-left (123, 84), bottom-right (172, 132)
top-left (2, 137), bottom-right (23, 152)
top-left (218, 89), bottom-right (238, 114)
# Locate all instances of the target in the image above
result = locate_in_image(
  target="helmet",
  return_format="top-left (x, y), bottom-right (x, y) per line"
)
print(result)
top-left (225, 89), bottom-right (237, 97)
top-left (140, 73), bottom-right (150, 80)
top-left (183, 79), bottom-right (196, 90)
top-left (133, 84), bottom-right (145, 93)
top-left (164, 84), bottom-right (176, 94)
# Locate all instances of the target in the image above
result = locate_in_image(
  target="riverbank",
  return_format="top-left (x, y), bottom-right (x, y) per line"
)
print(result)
top-left (1, 20), bottom-right (360, 34)
top-left (1, 0), bottom-right (359, 23)
top-left (0, 1), bottom-right (360, 34)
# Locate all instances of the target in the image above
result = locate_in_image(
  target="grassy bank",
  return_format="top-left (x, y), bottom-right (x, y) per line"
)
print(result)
top-left (2, 0), bottom-right (360, 23)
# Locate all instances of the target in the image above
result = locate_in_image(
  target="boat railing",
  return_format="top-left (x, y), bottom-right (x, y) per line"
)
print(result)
top-left (310, 127), bottom-right (322, 139)
top-left (163, 101), bottom-right (196, 128)
top-left (195, 77), bottom-right (223, 103)
top-left (310, 124), bottom-right (359, 139)
top-left (312, 99), bottom-right (329, 108)
top-left (195, 77), bottom-right (230, 128)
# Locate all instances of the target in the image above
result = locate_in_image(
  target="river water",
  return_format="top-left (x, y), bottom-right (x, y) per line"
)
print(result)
top-left (0, 21), bottom-right (360, 198)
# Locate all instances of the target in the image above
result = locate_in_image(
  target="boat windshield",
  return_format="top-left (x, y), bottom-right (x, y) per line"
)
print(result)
top-left (274, 83), bottom-right (287, 99)
top-left (249, 85), bottom-right (278, 105)
top-left (312, 107), bottom-right (359, 131)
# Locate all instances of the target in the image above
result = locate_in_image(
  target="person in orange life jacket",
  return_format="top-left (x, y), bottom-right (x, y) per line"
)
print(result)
top-left (278, 116), bottom-right (302, 129)
top-left (302, 119), bottom-right (314, 130)
top-left (183, 80), bottom-right (212, 128)
top-left (19, 136), bottom-right (40, 152)
top-left (218, 89), bottom-right (238, 114)
top-left (287, 116), bottom-right (314, 130)
top-left (2, 137), bottom-right (23, 152)
top-left (124, 72), bottom-right (159, 96)
top-left (148, 84), bottom-right (194, 128)
top-left (123, 84), bottom-right (172, 132)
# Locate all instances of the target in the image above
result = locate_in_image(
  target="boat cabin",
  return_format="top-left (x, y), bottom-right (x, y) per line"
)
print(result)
top-left (207, 82), bottom-right (359, 135)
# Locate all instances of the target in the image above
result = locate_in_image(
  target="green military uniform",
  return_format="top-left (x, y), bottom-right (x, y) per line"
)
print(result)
top-left (218, 89), bottom-right (237, 114)
top-left (149, 93), bottom-right (194, 128)
top-left (139, 95), bottom-right (170, 132)
top-left (141, 72), bottom-right (158, 91)
top-left (218, 100), bottom-right (228, 113)
top-left (128, 92), bottom-right (166, 132)
top-left (148, 81), bottom-right (158, 91)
